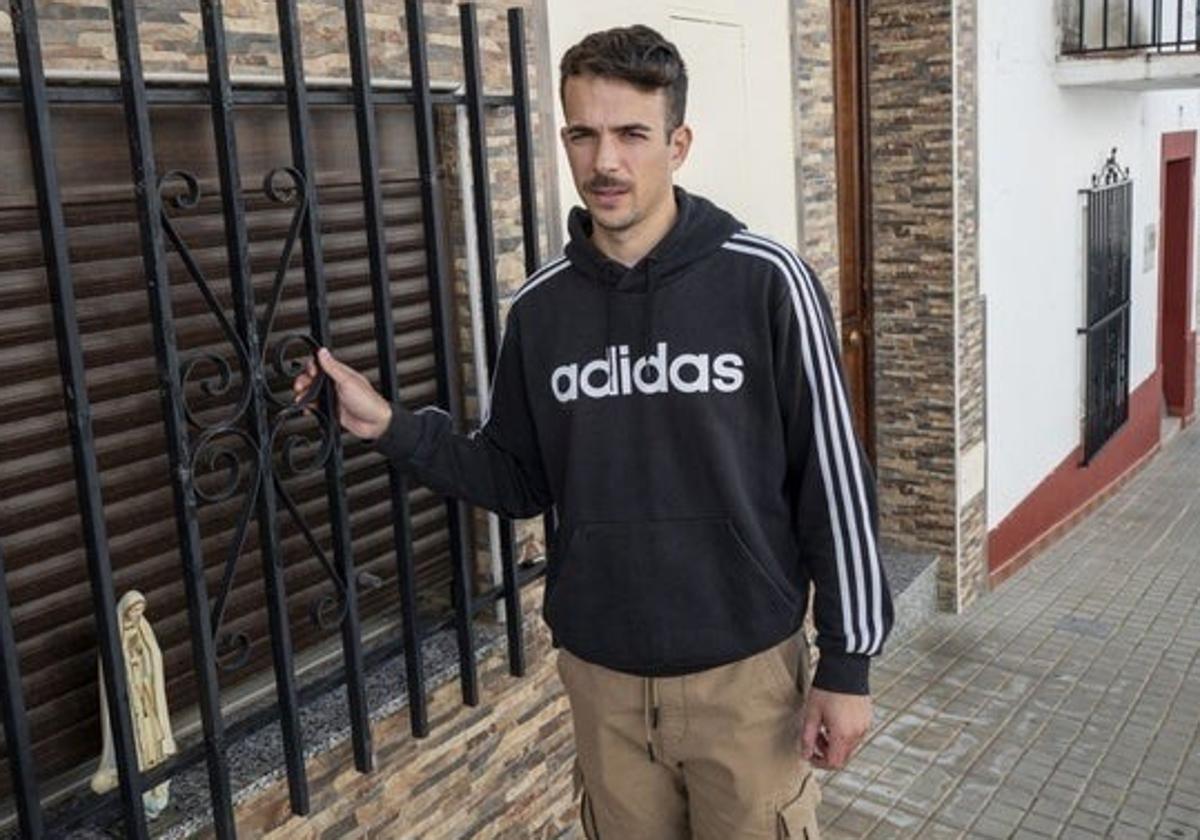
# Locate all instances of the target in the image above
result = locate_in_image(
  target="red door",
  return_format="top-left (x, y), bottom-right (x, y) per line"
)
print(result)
top-left (1158, 131), bottom-right (1197, 424)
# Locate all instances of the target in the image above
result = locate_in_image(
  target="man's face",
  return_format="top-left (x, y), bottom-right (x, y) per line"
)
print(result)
top-left (560, 74), bottom-right (691, 235)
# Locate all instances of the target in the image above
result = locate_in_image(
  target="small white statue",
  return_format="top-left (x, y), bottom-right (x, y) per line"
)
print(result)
top-left (90, 590), bottom-right (177, 818)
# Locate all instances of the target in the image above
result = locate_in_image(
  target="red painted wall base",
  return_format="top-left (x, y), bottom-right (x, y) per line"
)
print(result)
top-left (987, 370), bottom-right (1163, 588)
top-left (1176, 330), bottom-right (1197, 427)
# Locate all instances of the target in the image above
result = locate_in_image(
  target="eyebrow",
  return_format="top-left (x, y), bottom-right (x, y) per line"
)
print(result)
top-left (565, 122), bottom-right (654, 134)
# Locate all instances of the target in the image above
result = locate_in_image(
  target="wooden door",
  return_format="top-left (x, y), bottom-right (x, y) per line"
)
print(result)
top-left (831, 0), bottom-right (876, 461)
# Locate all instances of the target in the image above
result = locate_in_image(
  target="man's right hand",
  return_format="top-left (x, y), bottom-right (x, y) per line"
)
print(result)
top-left (293, 347), bottom-right (393, 440)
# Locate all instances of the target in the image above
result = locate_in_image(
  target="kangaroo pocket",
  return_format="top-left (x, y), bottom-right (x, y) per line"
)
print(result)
top-left (544, 516), bottom-right (801, 673)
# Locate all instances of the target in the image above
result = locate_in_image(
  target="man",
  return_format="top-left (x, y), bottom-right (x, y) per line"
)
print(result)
top-left (295, 24), bottom-right (893, 839)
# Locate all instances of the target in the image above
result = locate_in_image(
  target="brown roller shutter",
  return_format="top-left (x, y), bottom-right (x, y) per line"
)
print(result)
top-left (0, 98), bottom-right (462, 796)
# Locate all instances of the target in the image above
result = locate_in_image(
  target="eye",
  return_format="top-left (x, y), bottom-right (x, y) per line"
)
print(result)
top-left (621, 128), bottom-right (648, 141)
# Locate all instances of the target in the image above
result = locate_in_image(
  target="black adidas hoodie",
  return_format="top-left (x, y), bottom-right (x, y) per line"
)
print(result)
top-left (373, 187), bottom-right (894, 695)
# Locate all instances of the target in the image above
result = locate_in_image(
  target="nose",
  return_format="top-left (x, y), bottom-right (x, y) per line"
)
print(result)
top-left (594, 131), bottom-right (620, 175)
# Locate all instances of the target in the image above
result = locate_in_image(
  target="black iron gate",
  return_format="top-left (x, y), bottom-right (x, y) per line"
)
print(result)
top-left (0, 1), bottom-right (549, 836)
top-left (1080, 148), bottom-right (1132, 464)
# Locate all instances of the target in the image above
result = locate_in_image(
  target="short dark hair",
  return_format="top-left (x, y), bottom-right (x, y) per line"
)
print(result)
top-left (559, 24), bottom-right (688, 136)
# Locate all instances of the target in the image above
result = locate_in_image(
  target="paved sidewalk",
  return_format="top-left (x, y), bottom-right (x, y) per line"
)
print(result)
top-left (816, 423), bottom-right (1200, 839)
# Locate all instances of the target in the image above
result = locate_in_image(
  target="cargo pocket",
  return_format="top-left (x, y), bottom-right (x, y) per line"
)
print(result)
top-left (776, 771), bottom-right (821, 839)
top-left (572, 758), bottom-right (601, 839)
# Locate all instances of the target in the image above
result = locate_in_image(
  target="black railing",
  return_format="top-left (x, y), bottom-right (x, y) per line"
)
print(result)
top-left (0, 541), bottom-right (42, 840)
top-left (1063, 0), bottom-right (1200, 54)
top-left (1079, 149), bottom-right (1132, 463)
top-left (1, 1), bottom-right (545, 836)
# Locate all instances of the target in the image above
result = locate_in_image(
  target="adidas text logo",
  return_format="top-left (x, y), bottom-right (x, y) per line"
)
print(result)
top-left (551, 341), bottom-right (745, 403)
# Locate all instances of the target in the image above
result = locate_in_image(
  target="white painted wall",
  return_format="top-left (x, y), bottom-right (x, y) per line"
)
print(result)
top-left (544, 0), bottom-right (798, 249)
top-left (979, 3), bottom-right (1200, 526)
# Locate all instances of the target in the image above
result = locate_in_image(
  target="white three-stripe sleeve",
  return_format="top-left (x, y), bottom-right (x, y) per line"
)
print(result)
top-left (723, 236), bottom-right (893, 693)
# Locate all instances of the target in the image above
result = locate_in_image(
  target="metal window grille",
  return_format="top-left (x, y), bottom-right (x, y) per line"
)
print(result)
top-left (0, 1), bottom-right (549, 837)
top-left (1080, 148), bottom-right (1132, 464)
top-left (1062, 0), bottom-right (1200, 54)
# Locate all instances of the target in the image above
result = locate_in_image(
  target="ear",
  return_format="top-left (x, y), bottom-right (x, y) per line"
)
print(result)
top-left (668, 123), bottom-right (693, 172)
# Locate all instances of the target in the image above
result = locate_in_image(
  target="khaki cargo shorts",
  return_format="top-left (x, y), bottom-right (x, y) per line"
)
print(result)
top-left (556, 629), bottom-right (821, 840)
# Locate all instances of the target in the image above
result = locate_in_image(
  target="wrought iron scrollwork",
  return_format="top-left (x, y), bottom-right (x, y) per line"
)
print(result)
top-left (271, 403), bottom-right (335, 479)
top-left (214, 631), bottom-right (252, 672)
top-left (257, 167), bottom-right (310, 353)
top-left (265, 332), bottom-right (324, 409)
top-left (190, 427), bottom-right (261, 506)
top-left (310, 594), bottom-right (348, 632)
top-left (158, 166), bottom-right (348, 671)
top-left (158, 170), bottom-right (255, 431)
top-left (1092, 148), bottom-right (1131, 189)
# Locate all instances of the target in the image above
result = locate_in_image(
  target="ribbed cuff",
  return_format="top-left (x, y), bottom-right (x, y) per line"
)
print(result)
top-left (369, 406), bottom-right (423, 462)
top-left (811, 650), bottom-right (871, 695)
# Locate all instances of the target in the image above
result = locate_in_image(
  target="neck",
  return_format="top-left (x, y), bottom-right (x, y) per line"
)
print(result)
top-left (590, 189), bottom-right (678, 268)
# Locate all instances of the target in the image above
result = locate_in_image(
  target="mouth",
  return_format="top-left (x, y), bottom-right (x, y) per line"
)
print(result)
top-left (587, 185), bottom-right (630, 208)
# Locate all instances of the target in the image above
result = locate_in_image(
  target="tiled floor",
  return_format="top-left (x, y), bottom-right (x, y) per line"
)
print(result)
top-left (816, 421), bottom-right (1200, 838)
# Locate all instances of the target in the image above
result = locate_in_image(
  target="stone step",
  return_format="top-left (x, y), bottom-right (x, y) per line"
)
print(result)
top-left (881, 541), bottom-right (938, 646)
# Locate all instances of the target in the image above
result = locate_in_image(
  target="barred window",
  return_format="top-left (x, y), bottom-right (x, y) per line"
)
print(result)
top-left (1079, 148), bottom-right (1132, 463)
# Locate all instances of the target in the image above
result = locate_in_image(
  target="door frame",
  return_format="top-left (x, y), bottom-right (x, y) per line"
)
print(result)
top-left (1157, 130), bottom-right (1197, 425)
top-left (831, 0), bottom-right (876, 462)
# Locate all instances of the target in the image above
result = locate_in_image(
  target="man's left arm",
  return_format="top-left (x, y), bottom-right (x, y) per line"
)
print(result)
top-left (769, 254), bottom-right (895, 769)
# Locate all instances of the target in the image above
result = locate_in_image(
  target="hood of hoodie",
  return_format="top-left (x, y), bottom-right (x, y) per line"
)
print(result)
top-left (564, 185), bottom-right (744, 293)
top-left (564, 186), bottom-right (744, 355)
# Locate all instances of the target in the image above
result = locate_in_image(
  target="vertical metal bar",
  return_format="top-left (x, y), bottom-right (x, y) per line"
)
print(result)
top-left (1101, 186), bottom-right (1109, 315)
top-left (273, 0), bottom-right (373, 786)
top-left (506, 4), bottom-right (557, 589)
top-left (1118, 185), bottom-right (1127, 430)
top-left (0, 541), bottom-right (43, 839)
top-left (1089, 192), bottom-right (1099, 326)
top-left (1078, 0), bottom-right (1086, 53)
top-left (1127, 0), bottom-right (1134, 45)
top-left (460, 5), bottom-right (501, 360)
top-left (405, 0), bottom-right (479, 706)
top-left (1085, 188), bottom-right (1095, 460)
top-left (194, 0), bottom-right (305, 828)
top-left (49, 0), bottom-right (174, 832)
top-left (1097, 186), bottom-right (1106, 318)
top-left (1178, 0), bottom-right (1185, 48)
top-left (1123, 182), bottom-right (1132, 300)
top-left (1112, 187), bottom-right (1119, 305)
top-left (1102, 0), bottom-right (1110, 48)
top-left (1096, 184), bottom-right (1105, 453)
top-left (96, 0), bottom-right (234, 825)
top-left (1097, 188), bottom-right (1105, 320)
top-left (342, 0), bottom-right (429, 737)
top-left (460, 2), bottom-right (524, 678)
top-left (508, 8), bottom-right (539, 275)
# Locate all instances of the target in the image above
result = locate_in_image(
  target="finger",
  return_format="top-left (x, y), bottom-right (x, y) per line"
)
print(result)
top-left (824, 732), bottom-right (855, 770)
top-left (315, 347), bottom-right (355, 385)
top-left (808, 730), bottom-right (831, 769)
top-left (800, 705), bottom-right (822, 760)
top-left (295, 359), bottom-right (313, 383)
